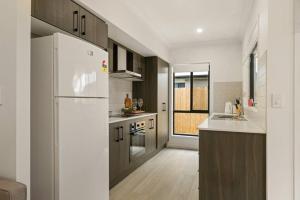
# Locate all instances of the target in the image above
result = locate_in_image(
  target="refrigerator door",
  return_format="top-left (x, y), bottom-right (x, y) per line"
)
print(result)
top-left (55, 97), bottom-right (109, 200)
top-left (54, 33), bottom-right (108, 98)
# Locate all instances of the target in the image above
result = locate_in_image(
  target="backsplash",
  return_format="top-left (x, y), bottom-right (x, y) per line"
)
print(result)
top-left (109, 77), bottom-right (132, 114)
top-left (213, 82), bottom-right (242, 113)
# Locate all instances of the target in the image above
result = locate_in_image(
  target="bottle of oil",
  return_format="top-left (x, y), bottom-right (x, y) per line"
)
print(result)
top-left (124, 94), bottom-right (132, 109)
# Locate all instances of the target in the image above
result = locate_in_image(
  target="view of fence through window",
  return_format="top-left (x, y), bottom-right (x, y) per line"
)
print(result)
top-left (174, 71), bottom-right (209, 136)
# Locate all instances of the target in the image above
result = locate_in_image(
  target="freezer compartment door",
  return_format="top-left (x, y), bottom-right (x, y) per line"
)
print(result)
top-left (55, 97), bottom-right (109, 200)
top-left (54, 33), bottom-right (108, 98)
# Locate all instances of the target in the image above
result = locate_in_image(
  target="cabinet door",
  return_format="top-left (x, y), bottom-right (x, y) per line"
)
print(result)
top-left (95, 17), bottom-right (108, 50)
top-left (146, 117), bottom-right (157, 154)
top-left (56, 0), bottom-right (80, 36)
top-left (133, 54), bottom-right (145, 77)
top-left (32, 0), bottom-right (80, 36)
top-left (79, 8), bottom-right (108, 49)
top-left (108, 39), bottom-right (114, 72)
top-left (140, 56), bottom-right (145, 79)
top-left (32, 0), bottom-right (59, 25)
top-left (118, 122), bottom-right (130, 174)
top-left (109, 124), bottom-right (120, 185)
top-left (157, 59), bottom-right (169, 148)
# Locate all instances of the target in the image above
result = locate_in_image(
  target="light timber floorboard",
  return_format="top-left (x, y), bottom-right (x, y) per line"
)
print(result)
top-left (110, 148), bottom-right (199, 200)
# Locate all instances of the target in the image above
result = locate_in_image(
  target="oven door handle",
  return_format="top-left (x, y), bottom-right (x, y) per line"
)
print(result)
top-left (132, 131), bottom-right (146, 136)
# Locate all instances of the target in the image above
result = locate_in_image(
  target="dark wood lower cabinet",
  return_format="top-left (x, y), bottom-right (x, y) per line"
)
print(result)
top-left (109, 115), bottom-right (159, 188)
top-left (146, 117), bottom-right (157, 153)
top-left (199, 130), bottom-right (266, 200)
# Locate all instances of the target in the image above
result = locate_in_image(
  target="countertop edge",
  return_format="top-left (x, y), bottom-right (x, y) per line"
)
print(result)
top-left (197, 114), bottom-right (266, 135)
top-left (109, 113), bottom-right (157, 124)
top-left (198, 127), bottom-right (266, 135)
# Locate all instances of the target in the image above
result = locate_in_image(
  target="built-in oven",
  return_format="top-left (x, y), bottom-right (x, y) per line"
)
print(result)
top-left (129, 121), bottom-right (146, 161)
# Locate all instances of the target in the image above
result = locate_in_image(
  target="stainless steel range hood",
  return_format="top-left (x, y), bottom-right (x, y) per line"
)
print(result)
top-left (110, 70), bottom-right (143, 81)
top-left (110, 45), bottom-right (143, 81)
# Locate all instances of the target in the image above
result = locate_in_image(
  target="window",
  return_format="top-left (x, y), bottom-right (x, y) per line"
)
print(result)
top-left (173, 71), bottom-right (210, 136)
top-left (250, 44), bottom-right (258, 101)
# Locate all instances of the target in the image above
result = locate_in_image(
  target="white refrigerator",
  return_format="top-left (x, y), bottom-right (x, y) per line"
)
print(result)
top-left (31, 33), bottom-right (109, 200)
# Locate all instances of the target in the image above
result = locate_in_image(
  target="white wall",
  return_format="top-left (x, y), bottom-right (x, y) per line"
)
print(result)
top-left (295, 32), bottom-right (300, 200)
top-left (295, 0), bottom-right (300, 198)
top-left (267, 0), bottom-right (295, 200)
top-left (241, 0), bottom-right (268, 131)
top-left (168, 41), bottom-right (242, 149)
top-left (0, 0), bottom-right (31, 198)
top-left (75, 0), bottom-right (169, 62)
top-left (171, 41), bottom-right (242, 83)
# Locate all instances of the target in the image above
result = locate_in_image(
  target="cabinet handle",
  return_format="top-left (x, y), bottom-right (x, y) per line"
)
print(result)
top-left (149, 119), bottom-right (154, 129)
top-left (73, 11), bottom-right (79, 32)
top-left (81, 15), bottom-right (86, 35)
top-left (119, 126), bottom-right (124, 141)
top-left (114, 127), bottom-right (119, 142)
top-left (162, 102), bottom-right (167, 112)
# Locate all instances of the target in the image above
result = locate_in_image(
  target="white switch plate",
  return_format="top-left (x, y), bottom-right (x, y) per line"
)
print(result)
top-left (271, 93), bottom-right (282, 108)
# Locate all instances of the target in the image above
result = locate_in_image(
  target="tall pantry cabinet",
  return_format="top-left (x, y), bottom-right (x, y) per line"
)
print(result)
top-left (133, 57), bottom-right (169, 149)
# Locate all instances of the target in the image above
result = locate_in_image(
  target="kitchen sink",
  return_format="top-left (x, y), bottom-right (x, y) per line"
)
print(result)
top-left (211, 114), bottom-right (248, 121)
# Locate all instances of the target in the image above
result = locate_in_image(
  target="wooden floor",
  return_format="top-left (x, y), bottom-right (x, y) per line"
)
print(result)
top-left (110, 149), bottom-right (199, 200)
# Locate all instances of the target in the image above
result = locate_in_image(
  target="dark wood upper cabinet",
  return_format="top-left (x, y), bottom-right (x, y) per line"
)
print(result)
top-left (95, 17), bottom-right (108, 50)
top-left (56, 0), bottom-right (80, 36)
top-left (133, 53), bottom-right (144, 77)
top-left (32, 0), bottom-right (58, 26)
top-left (79, 8), bottom-right (108, 49)
top-left (32, 0), bottom-right (108, 50)
top-left (32, 0), bottom-right (80, 36)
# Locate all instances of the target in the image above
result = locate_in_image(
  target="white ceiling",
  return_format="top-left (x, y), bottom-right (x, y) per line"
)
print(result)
top-left (120, 0), bottom-right (254, 48)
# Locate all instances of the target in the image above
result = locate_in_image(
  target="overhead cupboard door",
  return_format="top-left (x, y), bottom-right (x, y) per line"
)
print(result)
top-left (56, 97), bottom-right (109, 200)
top-left (54, 33), bottom-right (108, 98)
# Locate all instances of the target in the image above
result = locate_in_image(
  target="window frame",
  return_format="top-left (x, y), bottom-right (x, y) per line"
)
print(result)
top-left (173, 67), bottom-right (210, 136)
top-left (250, 43), bottom-right (258, 100)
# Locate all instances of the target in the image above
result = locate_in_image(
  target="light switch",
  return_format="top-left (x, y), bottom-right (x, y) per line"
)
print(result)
top-left (271, 93), bottom-right (282, 108)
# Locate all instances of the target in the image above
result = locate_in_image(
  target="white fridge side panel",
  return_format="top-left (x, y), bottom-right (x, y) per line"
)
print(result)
top-left (31, 36), bottom-right (55, 200)
top-left (54, 33), bottom-right (108, 98)
top-left (56, 98), bottom-right (109, 200)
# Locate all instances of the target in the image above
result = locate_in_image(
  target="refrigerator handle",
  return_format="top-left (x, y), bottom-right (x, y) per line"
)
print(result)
top-left (114, 127), bottom-right (119, 142)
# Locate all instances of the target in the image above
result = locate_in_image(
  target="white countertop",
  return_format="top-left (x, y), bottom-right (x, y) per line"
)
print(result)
top-left (109, 113), bottom-right (157, 124)
top-left (198, 113), bottom-right (266, 134)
